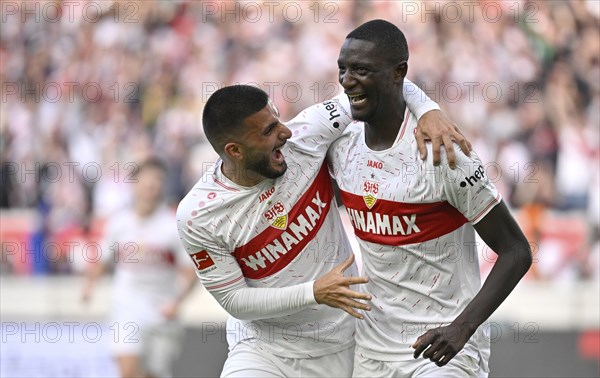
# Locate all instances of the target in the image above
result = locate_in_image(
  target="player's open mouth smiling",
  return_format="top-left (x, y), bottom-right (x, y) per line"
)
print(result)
top-left (348, 93), bottom-right (367, 106)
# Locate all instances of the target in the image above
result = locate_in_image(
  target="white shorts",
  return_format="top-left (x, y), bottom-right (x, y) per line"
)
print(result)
top-left (353, 349), bottom-right (488, 378)
top-left (221, 341), bottom-right (355, 378)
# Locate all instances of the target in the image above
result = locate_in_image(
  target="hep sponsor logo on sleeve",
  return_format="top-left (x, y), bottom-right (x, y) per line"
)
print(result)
top-left (459, 165), bottom-right (487, 188)
top-left (322, 100), bottom-right (341, 128)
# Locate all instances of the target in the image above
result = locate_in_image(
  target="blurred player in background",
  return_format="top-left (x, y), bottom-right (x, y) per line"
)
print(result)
top-left (82, 158), bottom-right (197, 378)
top-left (176, 82), bottom-right (471, 377)
top-left (328, 20), bottom-right (532, 377)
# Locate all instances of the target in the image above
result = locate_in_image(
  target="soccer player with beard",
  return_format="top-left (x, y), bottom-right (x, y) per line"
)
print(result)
top-left (177, 83), bottom-right (470, 377)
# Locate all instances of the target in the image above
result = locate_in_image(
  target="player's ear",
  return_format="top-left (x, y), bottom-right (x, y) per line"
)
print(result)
top-left (223, 142), bottom-right (244, 161)
top-left (394, 61), bottom-right (408, 82)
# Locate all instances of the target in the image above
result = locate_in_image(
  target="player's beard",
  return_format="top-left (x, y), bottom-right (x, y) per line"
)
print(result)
top-left (245, 150), bottom-right (287, 180)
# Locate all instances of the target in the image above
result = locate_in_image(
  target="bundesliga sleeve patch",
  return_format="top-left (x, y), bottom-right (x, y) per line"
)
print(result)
top-left (190, 250), bottom-right (216, 271)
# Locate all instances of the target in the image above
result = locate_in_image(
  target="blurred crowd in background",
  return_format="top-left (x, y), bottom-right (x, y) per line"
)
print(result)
top-left (1, 1), bottom-right (599, 282)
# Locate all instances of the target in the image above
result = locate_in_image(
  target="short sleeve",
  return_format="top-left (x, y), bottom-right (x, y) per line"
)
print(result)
top-left (284, 94), bottom-right (355, 158)
top-left (436, 148), bottom-right (502, 224)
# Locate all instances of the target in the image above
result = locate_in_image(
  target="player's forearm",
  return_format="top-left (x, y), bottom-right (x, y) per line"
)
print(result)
top-left (403, 79), bottom-right (440, 119)
top-left (451, 241), bottom-right (532, 333)
top-left (214, 281), bottom-right (317, 320)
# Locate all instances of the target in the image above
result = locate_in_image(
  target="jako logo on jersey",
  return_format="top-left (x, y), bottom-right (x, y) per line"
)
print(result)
top-left (322, 100), bottom-right (340, 128)
top-left (459, 165), bottom-right (485, 187)
top-left (363, 180), bottom-right (379, 209)
top-left (259, 187), bottom-right (275, 203)
top-left (189, 250), bottom-right (216, 272)
top-left (263, 200), bottom-right (288, 229)
top-left (367, 160), bottom-right (383, 169)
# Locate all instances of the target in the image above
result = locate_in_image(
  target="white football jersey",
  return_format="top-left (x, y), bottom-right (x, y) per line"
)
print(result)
top-left (327, 107), bottom-right (500, 369)
top-left (177, 95), bottom-right (359, 358)
top-left (101, 205), bottom-right (188, 326)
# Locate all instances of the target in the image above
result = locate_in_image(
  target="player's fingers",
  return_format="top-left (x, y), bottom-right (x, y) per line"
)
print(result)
top-left (456, 138), bottom-right (471, 157)
top-left (415, 128), bottom-right (428, 160)
top-left (422, 346), bottom-right (437, 360)
top-left (341, 304), bottom-right (365, 320)
top-left (341, 276), bottom-right (369, 286)
top-left (466, 138), bottom-right (473, 153)
top-left (337, 292), bottom-right (372, 308)
top-left (337, 286), bottom-right (371, 300)
top-left (338, 296), bottom-right (371, 311)
top-left (412, 332), bottom-right (437, 358)
top-left (428, 343), bottom-right (450, 363)
top-left (453, 126), bottom-right (472, 156)
top-left (442, 134), bottom-right (457, 169)
top-left (336, 254), bottom-right (355, 273)
top-left (430, 348), bottom-right (447, 363)
top-left (453, 132), bottom-right (472, 157)
top-left (430, 136), bottom-right (442, 166)
top-left (422, 337), bottom-right (446, 359)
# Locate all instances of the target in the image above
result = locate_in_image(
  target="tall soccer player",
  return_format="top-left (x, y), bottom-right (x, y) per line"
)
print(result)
top-left (176, 82), bottom-right (470, 377)
top-left (328, 20), bottom-right (532, 377)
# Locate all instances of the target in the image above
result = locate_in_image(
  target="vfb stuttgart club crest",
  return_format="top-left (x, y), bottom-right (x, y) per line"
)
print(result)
top-left (363, 180), bottom-right (379, 209)
top-left (263, 200), bottom-right (288, 229)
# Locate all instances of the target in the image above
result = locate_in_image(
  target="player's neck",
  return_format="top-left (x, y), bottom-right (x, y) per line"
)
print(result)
top-left (221, 160), bottom-right (263, 187)
top-left (364, 100), bottom-right (406, 151)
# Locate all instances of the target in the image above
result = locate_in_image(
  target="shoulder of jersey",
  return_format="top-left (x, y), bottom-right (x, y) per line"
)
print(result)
top-left (421, 140), bottom-right (473, 169)
top-left (289, 96), bottom-right (352, 127)
top-left (176, 174), bottom-right (233, 221)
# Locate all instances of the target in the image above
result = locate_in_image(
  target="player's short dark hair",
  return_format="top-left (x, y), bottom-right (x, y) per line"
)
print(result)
top-left (203, 85), bottom-right (269, 153)
top-left (133, 157), bottom-right (168, 178)
top-left (346, 19), bottom-right (409, 64)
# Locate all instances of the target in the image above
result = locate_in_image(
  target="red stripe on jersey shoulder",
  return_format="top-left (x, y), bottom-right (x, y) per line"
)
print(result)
top-left (340, 190), bottom-right (467, 246)
top-left (233, 164), bottom-right (333, 279)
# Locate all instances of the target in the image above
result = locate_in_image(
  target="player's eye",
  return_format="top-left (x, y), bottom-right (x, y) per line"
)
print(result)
top-left (264, 125), bottom-right (276, 135)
